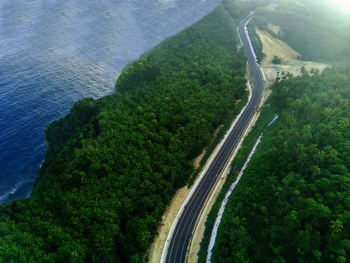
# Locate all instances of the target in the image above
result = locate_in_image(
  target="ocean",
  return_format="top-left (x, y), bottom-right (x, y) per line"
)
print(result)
top-left (0, 0), bottom-right (221, 204)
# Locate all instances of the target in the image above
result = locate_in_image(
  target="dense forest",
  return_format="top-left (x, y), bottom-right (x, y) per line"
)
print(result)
top-left (0, 1), bottom-right (253, 262)
top-left (211, 66), bottom-right (350, 262)
top-left (4, 0), bottom-right (349, 262)
top-left (204, 1), bottom-right (350, 262)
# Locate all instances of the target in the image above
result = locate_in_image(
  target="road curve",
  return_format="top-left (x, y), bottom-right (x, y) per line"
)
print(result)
top-left (165, 12), bottom-right (263, 263)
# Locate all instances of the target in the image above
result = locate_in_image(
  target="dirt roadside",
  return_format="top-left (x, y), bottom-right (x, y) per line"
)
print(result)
top-left (147, 26), bottom-right (329, 263)
top-left (187, 27), bottom-right (329, 262)
top-left (256, 29), bottom-right (329, 85)
top-left (147, 185), bottom-right (189, 263)
top-left (147, 83), bottom-right (252, 263)
top-left (147, 126), bottom-right (223, 262)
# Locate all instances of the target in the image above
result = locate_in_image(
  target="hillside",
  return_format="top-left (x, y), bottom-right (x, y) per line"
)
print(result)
top-left (201, 1), bottom-right (350, 262)
top-left (0, 2), bottom-right (251, 262)
top-left (211, 66), bottom-right (350, 262)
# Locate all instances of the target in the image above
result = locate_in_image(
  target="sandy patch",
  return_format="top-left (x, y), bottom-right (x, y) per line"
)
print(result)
top-left (148, 186), bottom-right (189, 263)
top-left (194, 148), bottom-right (207, 170)
top-left (148, 122), bottom-right (225, 262)
top-left (256, 29), bottom-right (329, 85)
top-left (193, 124), bottom-right (224, 170)
top-left (257, 29), bottom-right (300, 63)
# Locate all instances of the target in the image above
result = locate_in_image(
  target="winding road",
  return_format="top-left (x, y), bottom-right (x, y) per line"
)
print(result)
top-left (164, 12), bottom-right (263, 263)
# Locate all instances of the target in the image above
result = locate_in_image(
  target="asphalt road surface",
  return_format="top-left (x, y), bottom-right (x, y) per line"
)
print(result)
top-left (165, 12), bottom-right (263, 263)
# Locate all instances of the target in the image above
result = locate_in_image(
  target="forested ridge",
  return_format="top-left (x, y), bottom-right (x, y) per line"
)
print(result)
top-left (211, 67), bottom-right (350, 262)
top-left (0, 2), bottom-right (251, 262)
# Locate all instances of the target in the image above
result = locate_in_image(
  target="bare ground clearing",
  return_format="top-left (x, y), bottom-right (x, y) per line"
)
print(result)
top-left (256, 29), bottom-right (329, 86)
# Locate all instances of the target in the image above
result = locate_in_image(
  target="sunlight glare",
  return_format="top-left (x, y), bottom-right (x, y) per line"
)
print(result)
top-left (333, 0), bottom-right (350, 12)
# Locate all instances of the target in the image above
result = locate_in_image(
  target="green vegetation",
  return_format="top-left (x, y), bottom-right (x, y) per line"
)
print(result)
top-left (5, 1), bottom-right (350, 262)
top-left (192, 0), bottom-right (273, 174)
top-left (204, 3), bottom-right (350, 262)
top-left (198, 102), bottom-right (277, 263)
top-left (272, 55), bottom-right (282, 64)
top-left (188, 93), bottom-right (249, 188)
top-left (0, 2), bottom-right (252, 262)
top-left (247, 20), bottom-right (265, 64)
top-left (255, 0), bottom-right (350, 63)
top-left (210, 66), bottom-right (350, 262)
top-left (200, 93), bottom-right (249, 168)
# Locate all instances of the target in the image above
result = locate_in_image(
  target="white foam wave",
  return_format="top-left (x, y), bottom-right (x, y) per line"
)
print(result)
top-left (0, 180), bottom-right (34, 204)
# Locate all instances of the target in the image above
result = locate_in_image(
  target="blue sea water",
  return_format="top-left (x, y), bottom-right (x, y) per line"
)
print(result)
top-left (0, 0), bottom-right (221, 205)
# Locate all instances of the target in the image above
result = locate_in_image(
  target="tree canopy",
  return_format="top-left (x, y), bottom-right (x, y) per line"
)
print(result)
top-left (211, 66), bottom-right (350, 262)
top-left (0, 3), bottom-right (248, 262)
